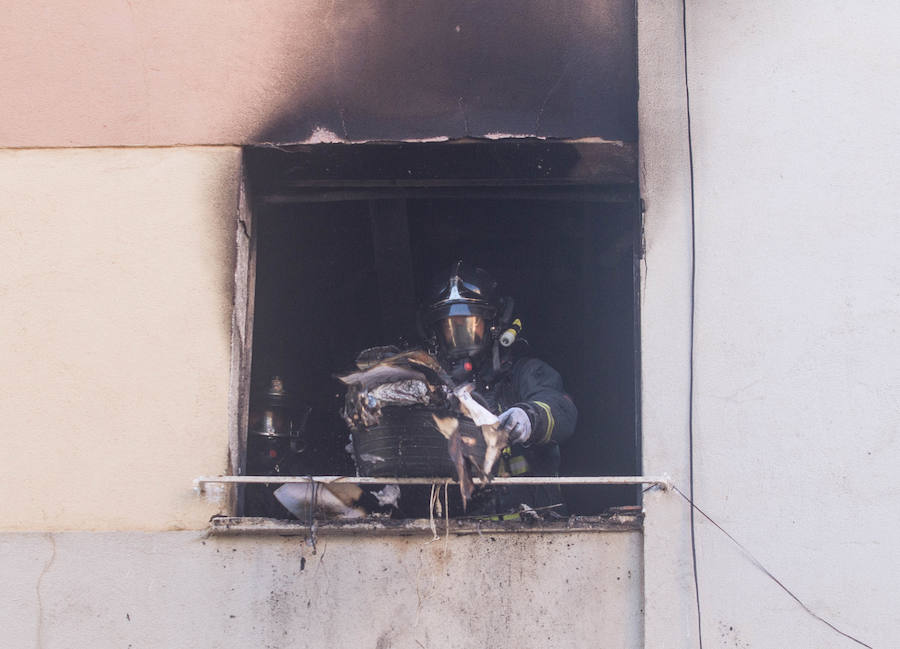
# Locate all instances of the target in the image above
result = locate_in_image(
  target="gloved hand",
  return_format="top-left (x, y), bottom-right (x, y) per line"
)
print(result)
top-left (499, 407), bottom-right (532, 445)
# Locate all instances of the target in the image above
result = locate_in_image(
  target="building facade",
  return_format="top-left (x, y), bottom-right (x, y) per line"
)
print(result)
top-left (2, 2), bottom-right (897, 647)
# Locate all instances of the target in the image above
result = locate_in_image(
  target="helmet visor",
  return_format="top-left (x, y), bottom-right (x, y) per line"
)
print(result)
top-left (436, 316), bottom-right (487, 358)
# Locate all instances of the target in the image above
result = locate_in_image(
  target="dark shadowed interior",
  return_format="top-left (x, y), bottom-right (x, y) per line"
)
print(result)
top-left (245, 141), bottom-right (640, 516)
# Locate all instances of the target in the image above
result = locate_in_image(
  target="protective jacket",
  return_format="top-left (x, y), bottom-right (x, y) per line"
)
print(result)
top-left (466, 350), bottom-right (577, 516)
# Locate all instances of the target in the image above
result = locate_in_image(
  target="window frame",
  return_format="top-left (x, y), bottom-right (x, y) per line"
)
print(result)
top-left (219, 141), bottom-right (648, 529)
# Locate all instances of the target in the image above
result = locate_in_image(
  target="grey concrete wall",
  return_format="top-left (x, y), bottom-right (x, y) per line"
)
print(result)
top-left (1, 530), bottom-right (642, 649)
top-left (639, 1), bottom-right (900, 647)
top-left (636, 0), bottom-right (698, 645)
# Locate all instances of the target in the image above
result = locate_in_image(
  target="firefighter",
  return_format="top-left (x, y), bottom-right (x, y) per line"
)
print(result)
top-left (420, 261), bottom-right (577, 517)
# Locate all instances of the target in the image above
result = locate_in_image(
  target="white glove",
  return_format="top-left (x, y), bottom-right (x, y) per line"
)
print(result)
top-left (499, 407), bottom-right (532, 445)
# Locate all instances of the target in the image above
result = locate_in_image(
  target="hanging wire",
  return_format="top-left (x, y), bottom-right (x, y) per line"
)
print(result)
top-left (667, 485), bottom-right (874, 649)
top-left (306, 475), bottom-right (318, 554)
top-left (680, 0), bottom-right (703, 646)
top-left (427, 483), bottom-right (440, 542)
top-left (443, 480), bottom-right (451, 545)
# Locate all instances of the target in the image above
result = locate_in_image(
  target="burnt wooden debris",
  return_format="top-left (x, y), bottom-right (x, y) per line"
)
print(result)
top-left (246, 140), bottom-right (638, 205)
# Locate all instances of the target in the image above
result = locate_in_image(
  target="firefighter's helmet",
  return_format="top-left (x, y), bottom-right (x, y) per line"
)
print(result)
top-left (421, 261), bottom-right (500, 360)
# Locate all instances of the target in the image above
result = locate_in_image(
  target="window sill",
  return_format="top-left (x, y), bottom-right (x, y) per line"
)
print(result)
top-left (207, 510), bottom-right (642, 537)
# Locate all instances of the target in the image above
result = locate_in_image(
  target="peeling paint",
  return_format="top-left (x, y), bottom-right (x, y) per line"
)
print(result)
top-left (482, 132), bottom-right (542, 140)
top-left (263, 135), bottom-right (455, 147)
top-left (304, 127), bottom-right (345, 144)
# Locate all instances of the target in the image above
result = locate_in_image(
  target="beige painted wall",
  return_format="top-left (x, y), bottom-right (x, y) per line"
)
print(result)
top-left (0, 147), bottom-right (241, 531)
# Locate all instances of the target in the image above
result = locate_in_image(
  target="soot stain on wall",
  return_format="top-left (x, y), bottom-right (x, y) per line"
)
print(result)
top-left (254, 0), bottom-right (637, 144)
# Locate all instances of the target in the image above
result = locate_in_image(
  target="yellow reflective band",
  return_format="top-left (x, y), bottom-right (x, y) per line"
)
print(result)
top-left (534, 401), bottom-right (555, 444)
top-left (508, 455), bottom-right (529, 475)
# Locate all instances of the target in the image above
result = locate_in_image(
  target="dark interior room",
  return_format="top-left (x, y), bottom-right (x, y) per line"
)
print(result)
top-left (244, 141), bottom-right (640, 517)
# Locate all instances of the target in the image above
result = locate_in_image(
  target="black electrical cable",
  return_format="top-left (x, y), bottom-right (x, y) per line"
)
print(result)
top-left (681, 1), bottom-right (703, 647)
top-left (669, 486), bottom-right (875, 649)
top-left (306, 475), bottom-right (319, 554)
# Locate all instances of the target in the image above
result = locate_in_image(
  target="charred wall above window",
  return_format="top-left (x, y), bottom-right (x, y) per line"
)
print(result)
top-left (246, 140), bottom-right (638, 203)
top-left (256, 1), bottom-right (637, 143)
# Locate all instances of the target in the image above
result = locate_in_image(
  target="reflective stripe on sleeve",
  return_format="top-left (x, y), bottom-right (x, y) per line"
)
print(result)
top-left (533, 401), bottom-right (555, 445)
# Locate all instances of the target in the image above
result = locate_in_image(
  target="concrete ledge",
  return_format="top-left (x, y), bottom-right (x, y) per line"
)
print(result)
top-left (1, 526), bottom-right (643, 648)
top-left (208, 512), bottom-right (643, 536)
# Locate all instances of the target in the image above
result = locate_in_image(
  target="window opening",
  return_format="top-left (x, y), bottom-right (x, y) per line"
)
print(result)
top-left (238, 141), bottom-right (641, 522)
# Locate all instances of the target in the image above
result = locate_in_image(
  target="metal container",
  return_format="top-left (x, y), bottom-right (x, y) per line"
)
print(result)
top-left (249, 376), bottom-right (310, 441)
top-left (352, 406), bottom-right (486, 478)
top-left (247, 377), bottom-right (311, 477)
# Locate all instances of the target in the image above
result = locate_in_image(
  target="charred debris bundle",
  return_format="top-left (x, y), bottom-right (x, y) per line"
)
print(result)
top-left (338, 346), bottom-right (508, 508)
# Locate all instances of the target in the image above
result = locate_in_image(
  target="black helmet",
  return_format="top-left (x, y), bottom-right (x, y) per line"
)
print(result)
top-left (422, 261), bottom-right (499, 360)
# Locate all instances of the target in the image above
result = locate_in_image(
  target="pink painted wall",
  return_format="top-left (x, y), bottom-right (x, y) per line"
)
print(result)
top-left (1, 1), bottom-right (334, 146)
top-left (1, 1), bottom-right (637, 146)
